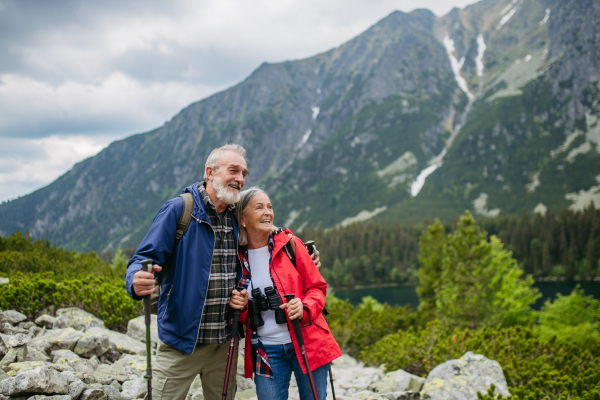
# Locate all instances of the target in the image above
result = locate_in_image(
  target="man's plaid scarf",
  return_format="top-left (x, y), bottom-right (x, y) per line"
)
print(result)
top-left (238, 229), bottom-right (287, 378)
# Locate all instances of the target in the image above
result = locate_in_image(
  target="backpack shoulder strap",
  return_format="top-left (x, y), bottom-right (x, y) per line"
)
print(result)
top-left (160, 193), bottom-right (194, 285)
top-left (284, 233), bottom-right (296, 268)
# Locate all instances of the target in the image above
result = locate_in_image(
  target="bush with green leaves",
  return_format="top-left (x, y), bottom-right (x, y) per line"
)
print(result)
top-left (0, 273), bottom-right (140, 332)
top-left (360, 321), bottom-right (600, 400)
top-left (0, 231), bottom-right (114, 280)
top-left (325, 294), bottom-right (415, 356)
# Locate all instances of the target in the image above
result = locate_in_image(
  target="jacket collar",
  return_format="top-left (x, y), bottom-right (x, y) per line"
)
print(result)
top-left (271, 228), bottom-right (293, 258)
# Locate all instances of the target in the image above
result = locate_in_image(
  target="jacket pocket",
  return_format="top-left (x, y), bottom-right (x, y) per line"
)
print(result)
top-left (311, 314), bottom-right (331, 332)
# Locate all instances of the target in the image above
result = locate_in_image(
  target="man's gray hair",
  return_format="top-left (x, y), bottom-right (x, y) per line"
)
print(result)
top-left (235, 187), bottom-right (279, 246)
top-left (203, 144), bottom-right (247, 180)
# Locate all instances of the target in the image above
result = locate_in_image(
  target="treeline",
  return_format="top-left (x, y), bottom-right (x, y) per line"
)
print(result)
top-left (304, 204), bottom-right (600, 288)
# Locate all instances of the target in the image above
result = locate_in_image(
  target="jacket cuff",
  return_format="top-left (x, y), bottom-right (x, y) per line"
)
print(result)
top-left (300, 304), bottom-right (312, 327)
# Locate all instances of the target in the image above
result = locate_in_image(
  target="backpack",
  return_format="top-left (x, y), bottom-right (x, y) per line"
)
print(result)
top-left (144, 192), bottom-right (194, 314)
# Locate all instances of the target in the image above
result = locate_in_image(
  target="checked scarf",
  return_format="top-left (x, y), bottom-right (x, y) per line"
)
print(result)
top-left (238, 228), bottom-right (287, 378)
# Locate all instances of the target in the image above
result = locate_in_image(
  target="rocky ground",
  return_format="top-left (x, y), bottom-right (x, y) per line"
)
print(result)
top-left (0, 307), bottom-right (510, 399)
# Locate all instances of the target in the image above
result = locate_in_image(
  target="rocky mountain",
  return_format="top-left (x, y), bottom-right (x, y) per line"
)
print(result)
top-left (0, 0), bottom-right (598, 252)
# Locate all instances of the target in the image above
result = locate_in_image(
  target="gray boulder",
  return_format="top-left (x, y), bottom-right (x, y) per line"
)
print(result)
top-left (102, 383), bottom-right (124, 400)
top-left (34, 327), bottom-right (84, 352)
top-left (26, 396), bottom-right (71, 400)
top-left (0, 311), bottom-right (27, 325)
top-left (126, 315), bottom-right (158, 345)
top-left (94, 364), bottom-right (130, 384)
top-left (24, 344), bottom-right (51, 363)
top-left (69, 379), bottom-right (88, 399)
top-left (54, 308), bottom-right (105, 332)
top-left (0, 367), bottom-right (68, 396)
top-left (0, 346), bottom-right (28, 369)
top-left (121, 378), bottom-right (147, 400)
top-left (421, 351), bottom-right (510, 400)
top-left (56, 357), bottom-right (98, 375)
top-left (0, 277), bottom-right (8, 285)
top-left (4, 333), bottom-right (31, 348)
top-left (370, 369), bottom-right (425, 393)
top-left (86, 327), bottom-right (146, 356)
top-left (75, 329), bottom-right (111, 358)
top-left (51, 349), bottom-right (80, 363)
top-left (80, 383), bottom-right (109, 400)
top-left (35, 315), bottom-right (56, 329)
top-left (7, 361), bottom-right (69, 374)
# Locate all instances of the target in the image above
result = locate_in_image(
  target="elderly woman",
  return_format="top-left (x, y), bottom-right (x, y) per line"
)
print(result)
top-left (233, 187), bottom-right (341, 400)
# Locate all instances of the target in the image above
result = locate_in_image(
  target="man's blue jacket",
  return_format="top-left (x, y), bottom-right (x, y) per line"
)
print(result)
top-left (125, 183), bottom-right (240, 354)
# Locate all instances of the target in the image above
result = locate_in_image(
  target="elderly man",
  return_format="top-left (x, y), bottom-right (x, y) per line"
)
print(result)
top-left (125, 144), bottom-right (319, 400)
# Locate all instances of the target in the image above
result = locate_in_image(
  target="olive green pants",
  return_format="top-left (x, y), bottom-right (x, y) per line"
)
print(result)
top-left (152, 338), bottom-right (238, 400)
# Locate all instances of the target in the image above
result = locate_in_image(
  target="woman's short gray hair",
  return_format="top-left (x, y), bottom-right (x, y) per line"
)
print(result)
top-left (203, 144), bottom-right (247, 180)
top-left (235, 187), bottom-right (279, 246)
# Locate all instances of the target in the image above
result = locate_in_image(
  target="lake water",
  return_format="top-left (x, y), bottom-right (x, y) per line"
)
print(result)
top-left (333, 281), bottom-right (600, 310)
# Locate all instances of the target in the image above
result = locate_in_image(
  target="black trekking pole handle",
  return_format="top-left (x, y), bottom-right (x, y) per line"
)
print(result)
top-left (141, 259), bottom-right (154, 400)
top-left (284, 294), bottom-right (319, 400)
top-left (222, 286), bottom-right (244, 400)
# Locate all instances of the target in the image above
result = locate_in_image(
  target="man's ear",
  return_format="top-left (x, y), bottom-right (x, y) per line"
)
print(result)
top-left (206, 166), bottom-right (215, 181)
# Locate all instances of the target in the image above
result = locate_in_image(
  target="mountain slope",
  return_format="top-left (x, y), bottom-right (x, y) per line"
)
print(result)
top-left (0, 0), bottom-right (599, 252)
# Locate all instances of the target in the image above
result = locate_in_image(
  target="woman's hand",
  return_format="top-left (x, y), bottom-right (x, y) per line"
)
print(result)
top-left (229, 288), bottom-right (249, 310)
top-left (281, 298), bottom-right (304, 320)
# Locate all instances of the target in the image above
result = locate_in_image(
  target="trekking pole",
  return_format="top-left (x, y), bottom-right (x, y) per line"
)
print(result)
top-left (284, 294), bottom-right (319, 400)
top-left (305, 241), bottom-right (336, 400)
top-left (222, 286), bottom-right (244, 400)
top-left (140, 259), bottom-right (155, 400)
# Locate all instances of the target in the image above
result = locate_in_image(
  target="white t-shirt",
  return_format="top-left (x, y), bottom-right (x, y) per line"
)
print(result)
top-left (248, 246), bottom-right (292, 345)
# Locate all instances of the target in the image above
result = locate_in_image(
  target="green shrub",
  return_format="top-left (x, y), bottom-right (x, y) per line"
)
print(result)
top-left (0, 231), bottom-right (114, 280)
top-left (360, 321), bottom-right (600, 399)
top-left (0, 273), bottom-right (141, 332)
top-left (325, 294), bottom-right (415, 356)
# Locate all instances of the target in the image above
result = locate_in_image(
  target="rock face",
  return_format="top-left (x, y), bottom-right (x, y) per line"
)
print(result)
top-left (421, 351), bottom-right (510, 400)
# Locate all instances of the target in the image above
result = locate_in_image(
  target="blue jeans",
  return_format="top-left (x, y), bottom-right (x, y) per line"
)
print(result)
top-left (255, 343), bottom-right (329, 400)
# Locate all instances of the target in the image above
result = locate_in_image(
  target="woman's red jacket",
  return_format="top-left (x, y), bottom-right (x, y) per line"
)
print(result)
top-left (239, 229), bottom-right (342, 378)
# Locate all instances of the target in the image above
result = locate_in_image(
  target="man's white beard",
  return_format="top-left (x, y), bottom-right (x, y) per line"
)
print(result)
top-left (213, 173), bottom-right (241, 204)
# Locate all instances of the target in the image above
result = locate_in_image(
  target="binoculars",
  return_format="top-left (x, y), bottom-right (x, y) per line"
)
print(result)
top-left (249, 286), bottom-right (287, 330)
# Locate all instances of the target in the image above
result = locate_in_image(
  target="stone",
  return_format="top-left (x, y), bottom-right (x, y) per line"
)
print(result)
top-left (110, 380), bottom-right (122, 391)
top-left (102, 383), bottom-right (124, 400)
top-left (51, 349), bottom-right (81, 363)
top-left (0, 370), bottom-right (8, 382)
top-left (115, 354), bottom-right (155, 374)
top-left (0, 367), bottom-right (68, 396)
top-left (93, 364), bottom-right (130, 384)
top-left (56, 357), bottom-right (98, 375)
top-left (0, 311), bottom-right (27, 325)
top-left (370, 369), bottom-right (425, 393)
top-left (0, 346), bottom-right (28, 370)
top-left (75, 329), bottom-right (111, 358)
top-left (18, 321), bottom-right (35, 330)
top-left (69, 380), bottom-right (88, 399)
top-left (121, 378), bottom-right (147, 400)
top-left (7, 361), bottom-right (64, 374)
top-left (35, 315), bottom-right (56, 329)
top-left (236, 375), bottom-right (255, 392)
top-left (75, 372), bottom-right (99, 385)
top-left (421, 351), bottom-right (510, 400)
top-left (0, 278), bottom-right (8, 285)
top-left (27, 396), bottom-right (72, 400)
top-left (80, 384), bottom-right (109, 400)
top-left (3, 333), bottom-right (31, 348)
top-left (86, 327), bottom-right (146, 356)
top-left (54, 308), bottom-right (105, 332)
top-left (34, 328), bottom-right (84, 352)
top-left (60, 370), bottom-right (80, 384)
top-left (126, 315), bottom-right (158, 345)
top-left (24, 346), bottom-right (51, 363)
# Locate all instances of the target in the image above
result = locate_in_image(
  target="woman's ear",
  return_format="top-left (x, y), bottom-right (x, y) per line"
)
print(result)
top-left (240, 216), bottom-right (246, 228)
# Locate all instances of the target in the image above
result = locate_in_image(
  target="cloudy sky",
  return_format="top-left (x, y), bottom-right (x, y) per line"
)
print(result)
top-left (0, 0), bottom-right (477, 203)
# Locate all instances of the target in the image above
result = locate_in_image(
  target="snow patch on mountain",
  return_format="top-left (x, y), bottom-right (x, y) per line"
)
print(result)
top-left (566, 175), bottom-right (600, 211)
top-left (338, 206), bottom-right (387, 228)
top-left (498, 5), bottom-right (518, 29)
top-left (473, 193), bottom-right (501, 217)
top-left (312, 107), bottom-right (320, 120)
top-left (411, 165), bottom-right (439, 197)
top-left (540, 9), bottom-right (550, 25)
top-left (476, 34), bottom-right (487, 78)
top-left (443, 35), bottom-right (472, 100)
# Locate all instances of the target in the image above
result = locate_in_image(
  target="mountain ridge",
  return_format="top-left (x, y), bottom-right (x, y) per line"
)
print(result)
top-left (1, 0), bottom-right (599, 252)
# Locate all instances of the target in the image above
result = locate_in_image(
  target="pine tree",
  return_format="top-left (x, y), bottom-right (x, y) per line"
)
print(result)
top-left (436, 211), bottom-right (539, 329)
top-left (416, 219), bottom-right (445, 320)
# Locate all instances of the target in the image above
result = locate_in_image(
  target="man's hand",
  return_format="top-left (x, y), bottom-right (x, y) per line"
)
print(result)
top-left (280, 298), bottom-right (304, 320)
top-left (132, 264), bottom-right (162, 297)
top-left (311, 249), bottom-right (321, 270)
top-left (229, 288), bottom-right (249, 310)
